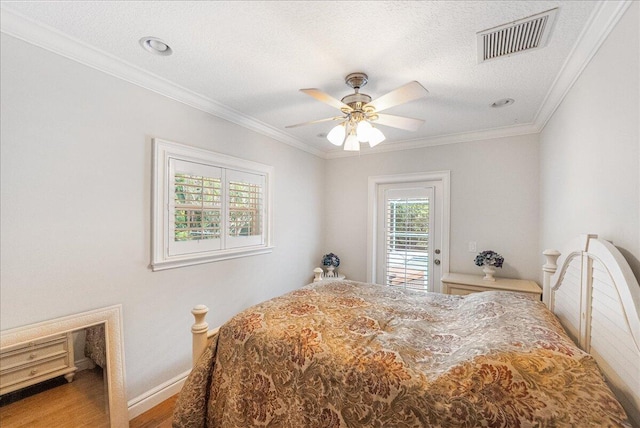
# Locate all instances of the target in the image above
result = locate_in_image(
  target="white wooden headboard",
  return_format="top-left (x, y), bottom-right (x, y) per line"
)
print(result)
top-left (542, 234), bottom-right (640, 427)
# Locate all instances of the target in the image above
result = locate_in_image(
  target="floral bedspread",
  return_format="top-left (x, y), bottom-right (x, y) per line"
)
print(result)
top-left (173, 281), bottom-right (630, 427)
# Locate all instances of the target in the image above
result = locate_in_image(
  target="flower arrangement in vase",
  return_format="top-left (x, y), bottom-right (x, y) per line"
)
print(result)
top-left (474, 250), bottom-right (504, 281)
top-left (322, 253), bottom-right (340, 278)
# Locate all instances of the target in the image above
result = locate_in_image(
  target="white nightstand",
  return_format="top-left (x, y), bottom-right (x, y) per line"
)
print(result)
top-left (313, 267), bottom-right (346, 283)
top-left (441, 273), bottom-right (542, 300)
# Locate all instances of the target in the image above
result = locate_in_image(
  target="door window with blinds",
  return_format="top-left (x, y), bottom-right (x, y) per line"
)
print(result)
top-left (152, 139), bottom-right (273, 271)
top-left (377, 184), bottom-right (434, 291)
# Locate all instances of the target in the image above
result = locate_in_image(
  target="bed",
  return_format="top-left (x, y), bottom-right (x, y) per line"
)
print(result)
top-left (84, 323), bottom-right (107, 369)
top-left (174, 234), bottom-right (640, 427)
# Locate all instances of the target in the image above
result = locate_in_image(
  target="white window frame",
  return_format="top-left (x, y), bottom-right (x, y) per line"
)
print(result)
top-left (152, 138), bottom-right (273, 271)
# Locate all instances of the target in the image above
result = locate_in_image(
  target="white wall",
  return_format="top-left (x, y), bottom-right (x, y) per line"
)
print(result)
top-left (0, 34), bottom-right (325, 399)
top-left (539, 2), bottom-right (640, 279)
top-left (324, 133), bottom-right (540, 283)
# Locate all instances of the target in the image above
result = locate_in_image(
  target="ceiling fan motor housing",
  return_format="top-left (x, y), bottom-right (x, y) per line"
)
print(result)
top-left (345, 72), bottom-right (368, 90)
top-left (342, 73), bottom-right (372, 112)
top-left (341, 93), bottom-right (372, 109)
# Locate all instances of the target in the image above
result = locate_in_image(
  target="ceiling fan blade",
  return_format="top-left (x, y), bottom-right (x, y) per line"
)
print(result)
top-left (300, 88), bottom-right (352, 112)
top-left (285, 116), bottom-right (343, 129)
top-left (374, 114), bottom-right (425, 131)
top-left (366, 81), bottom-right (428, 112)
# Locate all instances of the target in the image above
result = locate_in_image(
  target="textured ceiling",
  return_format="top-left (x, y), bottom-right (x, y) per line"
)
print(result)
top-left (1, 1), bottom-right (604, 156)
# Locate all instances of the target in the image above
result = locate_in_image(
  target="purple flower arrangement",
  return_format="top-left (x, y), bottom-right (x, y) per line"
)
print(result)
top-left (474, 250), bottom-right (504, 268)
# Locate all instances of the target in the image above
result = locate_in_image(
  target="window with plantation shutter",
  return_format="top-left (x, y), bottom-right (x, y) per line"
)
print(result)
top-left (174, 173), bottom-right (221, 242)
top-left (152, 139), bottom-right (273, 271)
top-left (168, 159), bottom-right (222, 256)
top-left (226, 169), bottom-right (265, 249)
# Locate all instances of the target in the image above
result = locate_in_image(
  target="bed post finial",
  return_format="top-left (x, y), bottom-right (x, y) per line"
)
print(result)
top-left (313, 267), bottom-right (324, 283)
top-left (542, 250), bottom-right (561, 307)
top-left (191, 305), bottom-right (209, 367)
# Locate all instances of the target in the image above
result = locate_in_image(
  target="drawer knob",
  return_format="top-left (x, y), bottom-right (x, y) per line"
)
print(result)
top-left (28, 353), bottom-right (37, 359)
top-left (29, 369), bottom-right (38, 376)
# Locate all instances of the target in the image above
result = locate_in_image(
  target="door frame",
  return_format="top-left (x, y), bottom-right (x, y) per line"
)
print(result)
top-left (367, 171), bottom-right (450, 292)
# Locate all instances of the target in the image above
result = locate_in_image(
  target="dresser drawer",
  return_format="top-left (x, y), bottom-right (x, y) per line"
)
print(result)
top-left (0, 355), bottom-right (69, 390)
top-left (0, 338), bottom-right (67, 371)
top-left (1, 333), bottom-right (66, 354)
top-left (0, 331), bottom-right (76, 396)
top-left (447, 285), bottom-right (479, 296)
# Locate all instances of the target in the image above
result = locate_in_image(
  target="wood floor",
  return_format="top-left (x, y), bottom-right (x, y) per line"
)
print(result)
top-left (0, 367), bottom-right (178, 427)
top-left (0, 367), bottom-right (109, 427)
top-left (129, 395), bottom-right (177, 428)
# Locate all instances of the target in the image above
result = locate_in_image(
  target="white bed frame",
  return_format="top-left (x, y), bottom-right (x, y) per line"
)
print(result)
top-left (542, 234), bottom-right (640, 426)
top-left (192, 234), bottom-right (640, 426)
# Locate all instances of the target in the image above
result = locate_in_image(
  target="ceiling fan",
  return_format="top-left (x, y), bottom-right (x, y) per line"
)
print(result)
top-left (286, 72), bottom-right (428, 151)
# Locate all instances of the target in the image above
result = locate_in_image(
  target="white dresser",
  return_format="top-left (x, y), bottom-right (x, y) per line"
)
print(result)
top-left (441, 273), bottom-right (542, 300)
top-left (0, 332), bottom-right (77, 396)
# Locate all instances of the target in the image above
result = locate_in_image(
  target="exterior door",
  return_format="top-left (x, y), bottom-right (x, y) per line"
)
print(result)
top-left (375, 180), bottom-right (443, 292)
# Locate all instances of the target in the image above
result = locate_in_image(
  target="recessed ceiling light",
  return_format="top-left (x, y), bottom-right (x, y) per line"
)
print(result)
top-left (139, 37), bottom-right (172, 56)
top-left (491, 98), bottom-right (515, 108)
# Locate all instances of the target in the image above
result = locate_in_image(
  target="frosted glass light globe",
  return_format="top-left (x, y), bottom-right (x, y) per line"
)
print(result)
top-left (326, 124), bottom-right (346, 146)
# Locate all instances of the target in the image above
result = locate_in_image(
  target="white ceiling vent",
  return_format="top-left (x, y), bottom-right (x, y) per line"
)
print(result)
top-left (477, 8), bottom-right (558, 63)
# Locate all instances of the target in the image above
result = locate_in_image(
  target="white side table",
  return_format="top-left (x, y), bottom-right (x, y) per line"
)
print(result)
top-left (441, 273), bottom-right (542, 300)
top-left (313, 267), bottom-right (346, 282)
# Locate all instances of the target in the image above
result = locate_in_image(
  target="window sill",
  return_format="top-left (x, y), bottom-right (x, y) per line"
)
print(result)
top-left (151, 246), bottom-right (274, 271)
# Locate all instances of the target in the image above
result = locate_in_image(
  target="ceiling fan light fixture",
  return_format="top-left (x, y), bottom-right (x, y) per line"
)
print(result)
top-left (356, 120), bottom-right (373, 142)
top-left (290, 72), bottom-right (428, 152)
top-left (368, 127), bottom-right (386, 148)
top-left (343, 132), bottom-right (360, 151)
top-left (327, 123), bottom-right (346, 146)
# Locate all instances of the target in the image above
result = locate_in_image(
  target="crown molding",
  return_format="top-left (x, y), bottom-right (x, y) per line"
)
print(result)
top-left (324, 122), bottom-right (540, 159)
top-left (1, 1), bottom-right (629, 160)
top-left (533, 0), bottom-right (632, 130)
top-left (0, 7), bottom-right (324, 159)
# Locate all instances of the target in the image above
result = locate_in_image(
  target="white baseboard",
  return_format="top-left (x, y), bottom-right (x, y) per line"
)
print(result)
top-left (127, 369), bottom-right (191, 420)
top-left (74, 357), bottom-right (96, 372)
